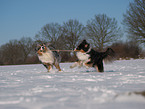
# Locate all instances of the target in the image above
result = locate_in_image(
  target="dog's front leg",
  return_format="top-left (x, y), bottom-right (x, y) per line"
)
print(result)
top-left (84, 63), bottom-right (90, 69)
top-left (47, 65), bottom-right (53, 72)
top-left (44, 63), bottom-right (52, 72)
top-left (70, 62), bottom-right (78, 68)
top-left (83, 59), bottom-right (92, 69)
top-left (42, 63), bottom-right (48, 69)
top-left (70, 61), bottom-right (82, 68)
top-left (43, 63), bottom-right (53, 72)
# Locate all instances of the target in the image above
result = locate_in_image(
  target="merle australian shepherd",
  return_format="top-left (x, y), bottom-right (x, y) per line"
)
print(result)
top-left (35, 43), bottom-right (61, 72)
top-left (70, 40), bottom-right (115, 72)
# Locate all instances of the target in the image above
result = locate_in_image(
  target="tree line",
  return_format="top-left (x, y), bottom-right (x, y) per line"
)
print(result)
top-left (0, 0), bottom-right (145, 65)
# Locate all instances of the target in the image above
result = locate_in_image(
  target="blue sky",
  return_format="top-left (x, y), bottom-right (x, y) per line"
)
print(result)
top-left (0, 0), bottom-right (133, 45)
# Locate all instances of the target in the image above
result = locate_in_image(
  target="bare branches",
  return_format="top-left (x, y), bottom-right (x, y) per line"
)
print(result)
top-left (61, 19), bottom-right (85, 50)
top-left (86, 14), bottom-right (122, 51)
top-left (123, 0), bottom-right (145, 43)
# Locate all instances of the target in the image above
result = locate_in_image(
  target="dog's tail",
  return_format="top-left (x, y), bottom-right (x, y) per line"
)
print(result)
top-left (53, 51), bottom-right (61, 63)
top-left (102, 48), bottom-right (116, 63)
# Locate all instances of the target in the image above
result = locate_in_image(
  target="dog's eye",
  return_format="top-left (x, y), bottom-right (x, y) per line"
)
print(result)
top-left (42, 46), bottom-right (45, 49)
top-left (39, 46), bottom-right (45, 50)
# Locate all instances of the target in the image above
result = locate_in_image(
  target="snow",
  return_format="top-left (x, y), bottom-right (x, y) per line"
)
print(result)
top-left (0, 59), bottom-right (145, 109)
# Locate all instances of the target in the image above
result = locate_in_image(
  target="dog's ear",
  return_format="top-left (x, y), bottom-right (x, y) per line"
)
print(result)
top-left (82, 40), bottom-right (87, 43)
top-left (37, 44), bottom-right (41, 47)
top-left (35, 44), bottom-right (41, 51)
top-left (83, 40), bottom-right (89, 48)
top-left (43, 43), bottom-right (46, 47)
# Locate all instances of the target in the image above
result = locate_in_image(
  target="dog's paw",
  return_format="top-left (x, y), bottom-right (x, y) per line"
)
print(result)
top-left (70, 65), bottom-right (74, 68)
top-left (78, 65), bottom-right (82, 68)
top-left (85, 66), bottom-right (89, 69)
top-left (58, 70), bottom-right (63, 72)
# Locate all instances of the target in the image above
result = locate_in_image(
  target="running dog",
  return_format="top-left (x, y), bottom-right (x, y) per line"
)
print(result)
top-left (70, 40), bottom-right (115, 72)
top-left (35, 43), bottom-right (61, 72)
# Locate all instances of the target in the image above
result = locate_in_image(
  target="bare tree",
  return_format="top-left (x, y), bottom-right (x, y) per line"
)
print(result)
top-left (86, 14), bottom-right (122, 51)
top-left (0, 40), bottom-right (22, 64)
top-left (61, 19), bottom-right (85, 50)
top-left (0, 37), bottom-right (35, 65)
top-left (0, 47), bottom-right (3, 65)
top-left (110, 40), bottom-right (142, 59)
top-left (35, 23), bottom-right (62, 47)
top-left (123, 0), bottom-right (145, 44)
top-left (19, 37), bottom-right (34, 63)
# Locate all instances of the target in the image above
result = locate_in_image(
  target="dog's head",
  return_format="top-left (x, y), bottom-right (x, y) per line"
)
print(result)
top-left (35, 44), bottom-right (48, 55)
top-left (74, 40), bottom-right (90, 53)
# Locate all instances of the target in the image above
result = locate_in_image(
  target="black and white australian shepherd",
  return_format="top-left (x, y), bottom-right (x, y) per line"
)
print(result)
top-left (35, 43), bottom-right (61, 72)
top-left (70, 40), bottom-right (115, 72)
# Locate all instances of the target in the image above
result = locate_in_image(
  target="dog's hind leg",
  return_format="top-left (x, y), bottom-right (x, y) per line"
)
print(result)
top-left (70, 61), bottom-right (82, 68)
top-left (70, 62), bottom-right (77, 68)
top-left (54, 64), bottom-right (61, 71)
top-left (94, 60), bottom-right (104, 72)
top-left (97, 61), bottom-right (104, 72)
top-left (95, 65), bottom-right (104, 72)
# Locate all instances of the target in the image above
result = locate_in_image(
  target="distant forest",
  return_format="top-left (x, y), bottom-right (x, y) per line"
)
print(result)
top-left (0, 0), bottom-right (145, 65)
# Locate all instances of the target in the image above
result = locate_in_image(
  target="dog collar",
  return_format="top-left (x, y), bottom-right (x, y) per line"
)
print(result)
top-left (86, 47), bottom-right (91, 53)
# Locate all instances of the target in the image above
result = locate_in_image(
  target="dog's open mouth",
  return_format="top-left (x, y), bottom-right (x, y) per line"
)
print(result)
top-left (74, 48), bottom-right (85, 53)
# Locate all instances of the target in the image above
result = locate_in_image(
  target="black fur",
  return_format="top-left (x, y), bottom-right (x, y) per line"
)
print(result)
top-left (74, 40), bottom-right (115, 72)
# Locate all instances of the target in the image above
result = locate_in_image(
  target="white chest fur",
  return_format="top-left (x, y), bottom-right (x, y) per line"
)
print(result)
top-left (76, 52), bottom-right (90, 61)
top-left (38, 51), bottom-right (54, 64)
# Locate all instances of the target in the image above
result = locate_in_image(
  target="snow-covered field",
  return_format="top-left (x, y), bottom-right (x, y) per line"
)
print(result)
top-left (0, 59), bottom-right (145, 109)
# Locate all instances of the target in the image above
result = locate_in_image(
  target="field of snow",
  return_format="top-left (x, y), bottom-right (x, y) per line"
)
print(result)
top-left (0, 59), bottom-right (145, 109)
